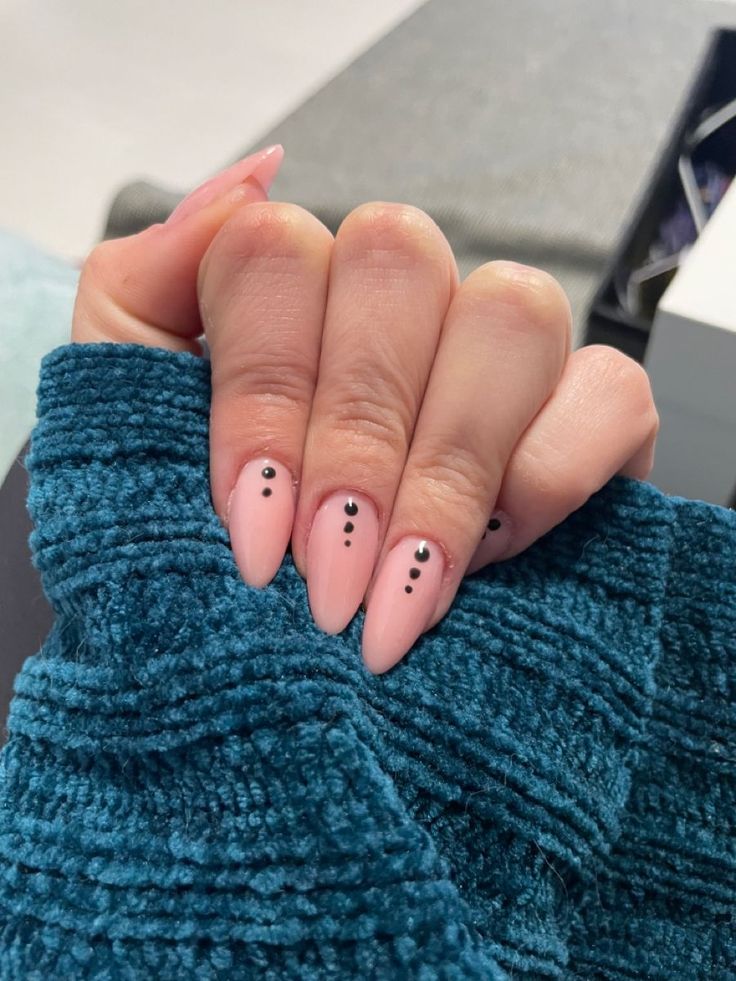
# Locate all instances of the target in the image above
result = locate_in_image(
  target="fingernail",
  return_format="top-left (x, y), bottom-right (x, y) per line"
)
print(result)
top-left (465, 509), bottom-right (513, 575)
top-left (306, 491), bottom-right (379, 634)
top-left (165, 144), bottom-right (284, 226)
top-left (361, 536), bottom-right (444, 674)
top-left (228, 457), bottom-right (295, 588)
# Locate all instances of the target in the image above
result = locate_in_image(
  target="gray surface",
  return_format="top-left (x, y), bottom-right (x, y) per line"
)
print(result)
top-left (106, 0), bottom-right (736, 347)
top-left (0, 451), bottom-right (52, 742)
top-left (1, 0), bottom-right (425, 258)
top-left (0, 230), bottom-right (79, 484)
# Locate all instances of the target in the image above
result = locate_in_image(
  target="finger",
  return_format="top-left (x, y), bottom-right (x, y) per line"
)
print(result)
top-left (361, 260), bottom-right (572, 673)
top-left (198, 201), bottom-right (334, 587)
top-left (464, 343), bottom-right (659, 574)
top-left (71, 146), bottom-right (284, 352)
top-left (290, 203), bottom-right (459, 633)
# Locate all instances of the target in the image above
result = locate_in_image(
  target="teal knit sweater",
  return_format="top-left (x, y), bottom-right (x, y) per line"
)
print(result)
top-left (0, 343), bottom-right (733, 979)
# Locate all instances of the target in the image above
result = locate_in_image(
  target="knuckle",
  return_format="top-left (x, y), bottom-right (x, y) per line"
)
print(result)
top-left (198, 202), bottom-right (332, 299)
top-left (579, 344), bottom-right (659, 428)
top-left (514, 435), bottom-right (596, 513)
top-left (460, 260), bottom-right (572, 346)
top-left (649, 402), bottom-right (661, 438)
top-left (620, 360), bottom-right (658, 427)
top-left (327, 380), bottom-right (413, 459)
top-left (75, 241), bottom-right (142, 342)
top-left (216, 354), bottom-right (315, 412)
top-left (336, 201), bottom-right (448, 270)
top-left (411, 444), bottom-right (492, 512)
top-left (541, 459), bottom-right (595, 515)
top-left (556, 467), bottom-right (598, 511)
top-left (78, 240), bottom-right (118, 295)
top-left (209, 201), bottom-right (331, 265)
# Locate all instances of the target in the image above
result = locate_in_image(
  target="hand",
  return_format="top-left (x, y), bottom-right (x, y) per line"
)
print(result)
top-left (72, 147), bottom-right (659, 674)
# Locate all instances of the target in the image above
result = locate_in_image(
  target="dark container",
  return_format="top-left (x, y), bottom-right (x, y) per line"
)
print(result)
top-left (584, 29), bottom-right (736, 363)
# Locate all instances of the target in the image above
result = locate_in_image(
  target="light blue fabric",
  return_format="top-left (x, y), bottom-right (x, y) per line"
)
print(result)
top-left (0, 342), bottom-right (733, 978)
top-left (0, 229), bottom-right (79, 481)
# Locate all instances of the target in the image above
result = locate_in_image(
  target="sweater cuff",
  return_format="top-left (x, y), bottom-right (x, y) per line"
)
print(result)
top-left (26, 343), bottom-right (217, 604)
top-left (31, 342), bottom-right (211, 467)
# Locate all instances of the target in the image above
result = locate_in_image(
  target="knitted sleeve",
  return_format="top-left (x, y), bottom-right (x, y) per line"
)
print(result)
top-left (0, 342), bottom-right (733, 980)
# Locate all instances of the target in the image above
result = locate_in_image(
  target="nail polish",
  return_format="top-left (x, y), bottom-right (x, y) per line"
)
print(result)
top-left (465, 509), bottom-right (512, 575)
top-left (228, 457), bottom-right (295, 588)
top-left (361, 536), bottom-right (444, 674)
top-left (306, 491), bottom-right (379, 634)
top-left (165, 144), bottom-right (284, 226)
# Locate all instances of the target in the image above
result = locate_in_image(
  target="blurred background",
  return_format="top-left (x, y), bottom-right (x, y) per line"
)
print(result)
top-left (1, 0), bottom-right (736, 729)
top-left (1, 1), bottom-right (425, 259)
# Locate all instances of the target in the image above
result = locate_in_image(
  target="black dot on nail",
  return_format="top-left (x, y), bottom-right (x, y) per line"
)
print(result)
top-left (262, 487), bottom-right (272, 497)
top-left (261, 466), bottom-right (276, 480)
top-left (405, 585), bottom-right (413, 594)
top-left (344, 539), bottom-right (351, 547)
top-left (344, 501), bottom-right (358, 516)
top-left (344, 521), bottom-right (354, 533)
top-left (414, 544), bottom-right (430, 563)
top-left (488, 517), bottom-right (501, 531)
top-left (409, 567), bottom-right (421, 580)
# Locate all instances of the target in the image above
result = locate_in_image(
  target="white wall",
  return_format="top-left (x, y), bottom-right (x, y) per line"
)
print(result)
top-left (0, 0), bottom-right (427, 260)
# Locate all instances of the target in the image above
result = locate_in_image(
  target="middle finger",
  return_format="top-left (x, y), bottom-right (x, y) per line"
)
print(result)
top-left (291, 202), bottom-right (459, 633)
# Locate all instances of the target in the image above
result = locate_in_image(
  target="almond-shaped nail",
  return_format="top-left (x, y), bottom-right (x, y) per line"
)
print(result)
top-left (361, 536), bottom-right (444, 674)
top-left (306, 491), bottom-right (379, 634)
top-left (465, 509), bottom-right (512, 575)
top-left (165, 144), bottom-right (284, 226)
top-left (228, 457), bottom-right (295, 588)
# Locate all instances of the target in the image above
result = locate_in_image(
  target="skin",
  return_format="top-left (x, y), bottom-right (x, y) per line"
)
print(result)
top-left (72, 147), bottom-right (659, 673)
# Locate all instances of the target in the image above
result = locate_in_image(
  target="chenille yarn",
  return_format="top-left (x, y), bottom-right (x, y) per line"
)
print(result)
top-left (0, 343), bottom-right (733, 979)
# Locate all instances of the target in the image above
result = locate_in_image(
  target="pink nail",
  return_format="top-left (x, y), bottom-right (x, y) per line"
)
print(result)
top-left (228, 457), bottom-right (295, 588)
top-left (361, 536), bottom-right (444, 674)
top-left (306, 491), bottom-right (379, 634)
top-left (165, 144), bottom-right (284, 226)
top-left (465, 509), bottom-right (512, 575)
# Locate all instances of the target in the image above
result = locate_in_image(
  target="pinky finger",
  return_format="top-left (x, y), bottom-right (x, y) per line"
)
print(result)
top-left (465, 344), bottom-right (660, 575)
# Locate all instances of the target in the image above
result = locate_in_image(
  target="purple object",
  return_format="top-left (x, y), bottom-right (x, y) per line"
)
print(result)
top-left (654, 162), bottom-right (731, 257)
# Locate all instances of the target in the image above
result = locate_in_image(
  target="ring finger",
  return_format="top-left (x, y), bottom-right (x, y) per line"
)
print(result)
top-left (361, 260), bottom-right (572, 673)
top-left (463, 343), bottom-right (659, 575)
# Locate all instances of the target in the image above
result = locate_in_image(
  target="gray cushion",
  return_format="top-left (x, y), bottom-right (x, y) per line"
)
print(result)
top-left (104, 0), bottom-right (736, 345)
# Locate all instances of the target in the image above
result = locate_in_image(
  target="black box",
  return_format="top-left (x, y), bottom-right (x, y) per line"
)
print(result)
top-left (584, 28), bottom-right (736, 363)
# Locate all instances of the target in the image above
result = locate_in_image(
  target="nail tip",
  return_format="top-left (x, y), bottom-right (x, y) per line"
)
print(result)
top-left (237, 556), bottom-right (280, 590)
top-left (251, 145), bottom-right (285, 192)
top-left (304, 488), bottom-right (379, 640)
top-left (309, 604), bottom-right (352, 636)
top-left (362, 656), bottom-right (392, 677)
top-left (360, 640), bottom-right (397, 676)
top-left (320, 625), bottom-right (345, 637)
top-left (241, 573), bottom-right (273, 589)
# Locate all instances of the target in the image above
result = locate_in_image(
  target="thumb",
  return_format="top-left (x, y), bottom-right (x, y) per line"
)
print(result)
top-left (71, 145), bottom-right (285, 353)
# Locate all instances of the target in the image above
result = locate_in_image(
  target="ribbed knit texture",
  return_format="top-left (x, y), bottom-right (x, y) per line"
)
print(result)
top-left (0, 343), bottom-right (733, 979)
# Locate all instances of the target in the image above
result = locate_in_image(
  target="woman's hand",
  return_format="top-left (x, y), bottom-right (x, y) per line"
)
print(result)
top-left (72, 147), bottom-right (659, 673)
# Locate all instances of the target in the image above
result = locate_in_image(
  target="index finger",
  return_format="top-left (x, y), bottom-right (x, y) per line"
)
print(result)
top-left (72, 146), bottom-right (284, 351)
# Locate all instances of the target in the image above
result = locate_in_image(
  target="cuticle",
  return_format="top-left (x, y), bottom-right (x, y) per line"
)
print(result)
top-left (317, 487), bottom-right (380, 518)
top-left (305, 487), bottom-right (381, 548)
top-left (223, 487), bottom-right (235, 530)
top-left (226, 453), bottom-right (296, 527)
top-left (436, 539), bottom-right (456, 583)
top-left (394, 533), bottom-right (455, 580)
